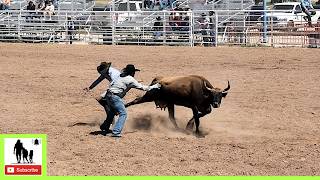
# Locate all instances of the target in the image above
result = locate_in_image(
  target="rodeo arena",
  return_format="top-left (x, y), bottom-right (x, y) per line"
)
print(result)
top-left (1, 0), bottom-right (320, 176)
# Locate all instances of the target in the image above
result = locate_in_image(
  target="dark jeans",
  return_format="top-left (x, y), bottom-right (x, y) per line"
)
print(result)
top-left (67, 31), bottom-right (73, 44)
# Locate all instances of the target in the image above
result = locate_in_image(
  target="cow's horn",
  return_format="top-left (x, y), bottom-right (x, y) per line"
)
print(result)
top-left (223, 81), bottom-right (230, 92)
top-left (204, 81), bottom-right (213, 91)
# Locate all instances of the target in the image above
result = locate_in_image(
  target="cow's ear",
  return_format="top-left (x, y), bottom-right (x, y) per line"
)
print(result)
top-left (222, 92), bottom-right (228, 98)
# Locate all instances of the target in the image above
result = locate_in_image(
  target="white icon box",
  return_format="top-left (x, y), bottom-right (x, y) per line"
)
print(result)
top-left (7, 167), bottom-right (15, 173)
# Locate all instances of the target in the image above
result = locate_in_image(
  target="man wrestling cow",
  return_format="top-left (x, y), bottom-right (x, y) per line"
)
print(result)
top-left (85, 62), bottom-right (161, 137)
top-left (85, 62), bottom-right (229, 138)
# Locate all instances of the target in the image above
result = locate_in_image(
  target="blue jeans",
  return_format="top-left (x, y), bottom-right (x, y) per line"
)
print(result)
top-left (108, 94), bottom-right (127, 136)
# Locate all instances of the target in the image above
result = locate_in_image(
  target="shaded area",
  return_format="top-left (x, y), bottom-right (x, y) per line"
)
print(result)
top-left (68, 122), bottom-right (98, 127)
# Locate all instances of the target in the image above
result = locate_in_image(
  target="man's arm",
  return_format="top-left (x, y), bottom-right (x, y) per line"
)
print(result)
top-left (85, 75), bottom-right (105, 91)
top-left (84, 68), bottom-right (112, 91)
top-left (128, 77), bottom-right (161, 91)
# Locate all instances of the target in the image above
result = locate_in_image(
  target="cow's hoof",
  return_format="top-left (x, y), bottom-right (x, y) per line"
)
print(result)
top-left (185, 128), bottom-right (193, 135)
top-left (194, 132), bottom-right (205, 138)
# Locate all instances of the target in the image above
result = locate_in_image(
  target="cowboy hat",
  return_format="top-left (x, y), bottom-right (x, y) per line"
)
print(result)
top-left (122, 64), bottom-right (140, 74)
top-left (97, 62), bottom-right (111, 73)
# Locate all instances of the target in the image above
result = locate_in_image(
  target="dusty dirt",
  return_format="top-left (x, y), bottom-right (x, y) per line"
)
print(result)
top-left (0, 43), bottom-right (320, 175)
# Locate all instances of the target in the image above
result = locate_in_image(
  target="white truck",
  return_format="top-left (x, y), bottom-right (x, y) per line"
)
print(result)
top-left (115, 0), bottom-right (143, 24)
top-left (259, 2), bottom-right (320, 27)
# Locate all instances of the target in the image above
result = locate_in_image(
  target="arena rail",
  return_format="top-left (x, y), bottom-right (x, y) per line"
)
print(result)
top-left (0, 9), bottom-right (319, 47)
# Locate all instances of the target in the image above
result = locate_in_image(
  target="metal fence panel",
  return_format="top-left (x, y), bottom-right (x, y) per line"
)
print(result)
top-left (0, 9), bottom-right (319, 47)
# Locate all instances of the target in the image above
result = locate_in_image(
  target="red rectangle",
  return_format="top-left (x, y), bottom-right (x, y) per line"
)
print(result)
top-left (5, 165), bottom-right (42, 175)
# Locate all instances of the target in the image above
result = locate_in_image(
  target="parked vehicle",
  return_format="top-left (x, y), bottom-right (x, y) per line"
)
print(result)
top-left (258, 2), bottom-right (320, 27)
top-left (245, 5), bottom-right (264, 25)
top-left (115, 0), bottom-right (142, 24)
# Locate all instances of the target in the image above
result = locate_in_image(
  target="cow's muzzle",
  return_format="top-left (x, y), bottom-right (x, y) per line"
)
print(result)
top-left (212, 102), bottom-right (220, 108)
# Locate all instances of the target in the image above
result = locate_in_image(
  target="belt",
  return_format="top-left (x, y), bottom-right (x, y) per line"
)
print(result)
top-left (106, 90), bottom-right (121, 97)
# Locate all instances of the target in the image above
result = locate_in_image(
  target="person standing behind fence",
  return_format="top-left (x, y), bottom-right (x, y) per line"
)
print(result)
top-left (1, 0), bottom-right (10, 10)
top-left (300, 0), bottom-right (314, 27)
top-left (197, 13), bottom-right (210, 47)
top-left (26, 1), bottom-right (36, 21)
top-left (153, 16), bottom-right (163, 39)
top-left (209, 11), bottom-right (216, 46)
top-left (66, 17), bottom-right (75, 44)
top-left (44, 1), bottom-right (54, 20)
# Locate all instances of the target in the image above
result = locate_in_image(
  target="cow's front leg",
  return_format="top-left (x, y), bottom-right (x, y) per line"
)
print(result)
top-left (168, 104), bottom-right (179, 129)
top-left (192, 107), bottom-right (201, 136)
top-left (186, 106), bottom-right (211, 133)
top-left (192, 107), bottom-right (206, 138)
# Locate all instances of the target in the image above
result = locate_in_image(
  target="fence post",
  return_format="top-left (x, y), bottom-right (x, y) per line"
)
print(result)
top-left (215, 12), bottom-right (218, 47)
top-left (112, 11), bottom-right (115, 45)
top-left (189, 10), bottom-right (193, 47)
top-left (270, 10), bottom-right (273, 47)
top-left (163, 11), bottom-right (166, 45)
top-left (18, 10), bottom-right (21, 41)
top-left (65, 13), bottom-right (67, 44)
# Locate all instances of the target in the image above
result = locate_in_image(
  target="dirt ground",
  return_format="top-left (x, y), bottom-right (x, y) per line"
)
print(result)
top-left (0, 43), bottom-right (320, 175)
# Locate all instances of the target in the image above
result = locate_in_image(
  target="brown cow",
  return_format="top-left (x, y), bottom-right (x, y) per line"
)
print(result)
top-left (125, 75), bottom-right (230, 137)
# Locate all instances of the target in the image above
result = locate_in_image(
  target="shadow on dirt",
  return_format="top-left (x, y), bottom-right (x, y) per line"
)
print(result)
top-left (68, 122), bottom-right (99, 127)
top-left (89, 130), bottom-right (107, 136)
top-left (89, 130), bottom-right (139, 136)
top-left (129, 113), bottom-right (210, 137)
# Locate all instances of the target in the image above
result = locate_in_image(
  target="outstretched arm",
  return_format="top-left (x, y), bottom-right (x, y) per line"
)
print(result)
top-left (87, 75), bottom-right (105, 90)
top-left (129, 77), bottom-right (161, 91)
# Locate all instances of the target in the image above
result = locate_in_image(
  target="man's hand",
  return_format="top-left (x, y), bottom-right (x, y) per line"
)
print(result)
top-left (83, 87), bottom-right (90, 92)
top-left (151, 83), bottom-right (161, 90)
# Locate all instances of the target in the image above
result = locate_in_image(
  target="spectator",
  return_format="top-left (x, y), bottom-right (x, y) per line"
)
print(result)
top-left (169, 9), bottom-right (182, 31)
top-left (149, 0), bottom-right (155, 9)
top-left (168, 0), bottom-right (174, 8)
top-left (1, 0), bottom-right (10, 10)
top-left (300, 0), bottom-right (314, 27)
top-left (159, 0), bottom-right (167, 10)
top-left (144, 0), bottom-right (154, 9)
top-left (52, 0), bottom-right (58, 8)
top-left (26, 1), bottom-right (36, 21)
top-left (66, 16), bottom-right (75, 44)
top-left (153, 16), bottom-right (163, 39)
top-left (197, 13), bottom-right (210, 47)
top-left (37, 0), bottom-right (45, 10)
top-left (143, 0), bottom-right (150, 9)
top-left (209, 11), bottom-right (216, 46)
top-left (308, 19), bottom-right (320, 48)
top-left (44, 1), bottom-right (54, 20)
top-left (180, 16), bottom-right (190, 32)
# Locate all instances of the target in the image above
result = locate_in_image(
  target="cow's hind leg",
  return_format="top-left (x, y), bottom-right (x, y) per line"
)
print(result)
top-left (125, 89), bottom-right (158, 107)
top-left (186, 118), bottom-right (194, 132)
top-left (168, 104), bottom-right (179, 129)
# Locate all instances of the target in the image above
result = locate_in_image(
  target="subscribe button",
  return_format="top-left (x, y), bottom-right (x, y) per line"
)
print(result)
top-left (5, 165), bottom-right (42, 175)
